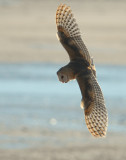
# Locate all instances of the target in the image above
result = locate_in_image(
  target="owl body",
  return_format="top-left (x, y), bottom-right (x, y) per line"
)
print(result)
top-left (56, 4), bottom-right (108, 138)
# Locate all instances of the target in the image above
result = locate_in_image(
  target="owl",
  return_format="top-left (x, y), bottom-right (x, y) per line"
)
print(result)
top-left (56, 4), bottom-right (108, 138)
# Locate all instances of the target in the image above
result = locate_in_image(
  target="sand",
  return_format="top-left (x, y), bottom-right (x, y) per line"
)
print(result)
top-left (0, 130), bottom-right (126, 160)
top-left (0, 0), bottom-right (126, 64)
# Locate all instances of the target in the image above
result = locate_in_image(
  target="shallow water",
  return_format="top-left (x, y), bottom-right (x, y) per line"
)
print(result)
top-left (0, 63), bottom-right (126, 149)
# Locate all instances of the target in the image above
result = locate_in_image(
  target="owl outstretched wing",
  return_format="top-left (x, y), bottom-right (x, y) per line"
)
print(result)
top-left (77, 71), bottom-right (108, 137)
top-left (56, 4), bottom-right (107, 137)
top-left (56, 4), bottom-right (91, 64)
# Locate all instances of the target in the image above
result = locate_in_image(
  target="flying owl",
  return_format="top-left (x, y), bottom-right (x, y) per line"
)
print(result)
top-left (56, 4), bottom-right (108, 138)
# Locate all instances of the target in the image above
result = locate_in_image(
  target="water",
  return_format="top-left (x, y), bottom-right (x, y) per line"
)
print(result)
top-left (0, 63), bottom-right (126, 149)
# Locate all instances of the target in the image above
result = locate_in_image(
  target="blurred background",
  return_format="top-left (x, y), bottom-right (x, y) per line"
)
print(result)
top-left (0, 0), bottom-right (126, 159)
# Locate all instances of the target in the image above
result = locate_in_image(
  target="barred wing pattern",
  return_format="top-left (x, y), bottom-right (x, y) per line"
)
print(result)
top-left (78, 72), bottom-right (108, 137)
top-left (56, 4), bottom-right (91, 64)
top-left (56, 4), bottom-right (108, 138)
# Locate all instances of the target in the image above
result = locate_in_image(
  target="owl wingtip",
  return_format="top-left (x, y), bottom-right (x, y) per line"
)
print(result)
top-left (56, 3), bottom-right (80, 38)
top-left (91, 132), bottom-right (107, 138)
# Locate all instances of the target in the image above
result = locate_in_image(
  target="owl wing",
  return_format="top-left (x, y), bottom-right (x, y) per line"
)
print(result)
top-left (56, 4), bottom-right (91, 64)
top-left (77, 71), bottom-right (108, 137)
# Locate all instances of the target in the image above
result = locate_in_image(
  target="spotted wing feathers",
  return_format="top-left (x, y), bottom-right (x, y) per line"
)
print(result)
top-left (56, 4), bottom-right (80, 37)
top-left (85, 74), bottom-right (108, 137)
top-left (56, 4), bottom-right (108, 138)
top-left (77, 72), bottom-right (108, 138)
top-left (56, 4), bottom-right (91, 64)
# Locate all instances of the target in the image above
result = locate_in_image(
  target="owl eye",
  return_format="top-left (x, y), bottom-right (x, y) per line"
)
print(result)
top-left (61, 75), bottom-right (64, 79)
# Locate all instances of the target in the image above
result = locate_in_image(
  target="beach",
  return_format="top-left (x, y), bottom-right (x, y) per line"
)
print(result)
top-left (0, 0), bottom-right (126, 160)
top-left (0, 132), bottom-right (126, 160)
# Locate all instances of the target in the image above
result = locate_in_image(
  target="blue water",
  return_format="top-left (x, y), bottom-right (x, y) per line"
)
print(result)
top-left (0, 63), bottom-right (126, 149)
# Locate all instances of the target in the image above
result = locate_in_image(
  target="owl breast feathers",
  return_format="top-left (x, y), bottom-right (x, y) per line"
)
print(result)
top-left (56, 4), bottom-right (108, 138)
